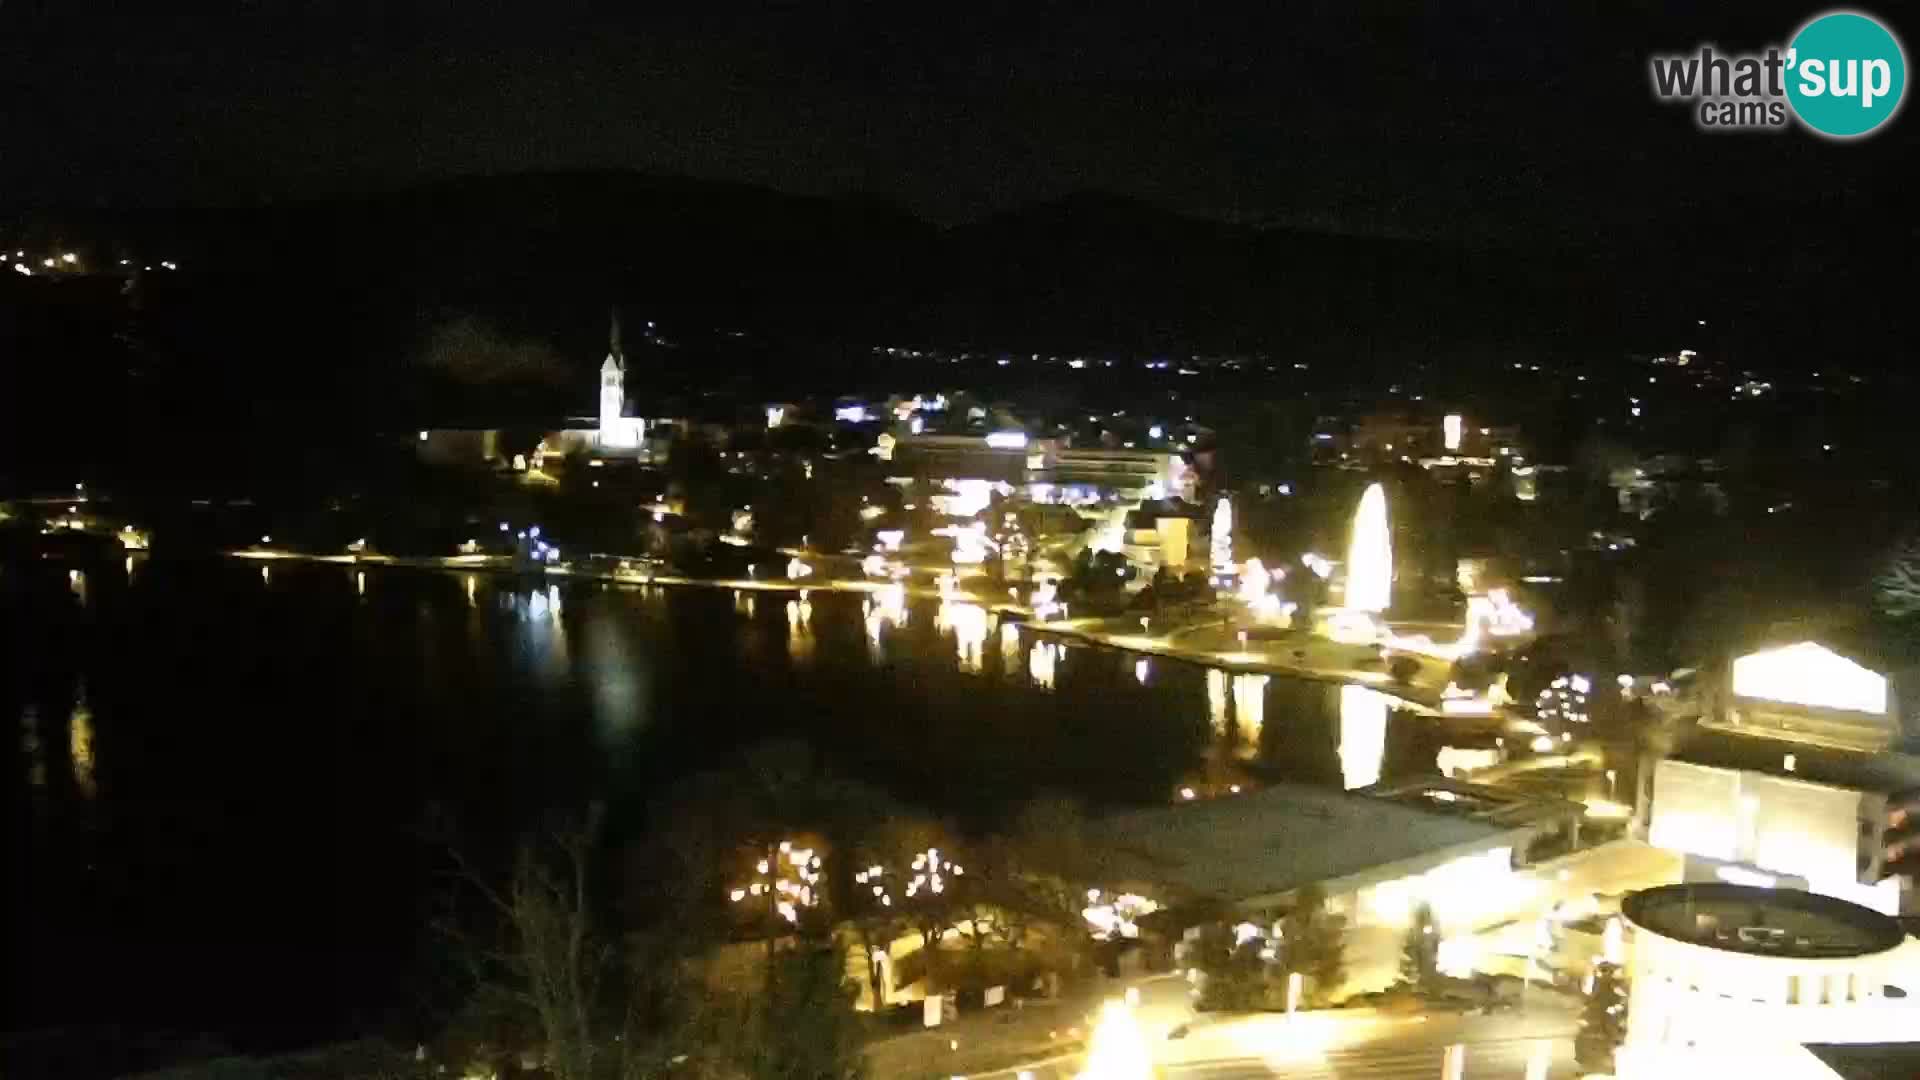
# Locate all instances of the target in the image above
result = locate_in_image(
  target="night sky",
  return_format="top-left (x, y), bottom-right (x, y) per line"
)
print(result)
top-left (2, 1), bottom-right (1911, 243)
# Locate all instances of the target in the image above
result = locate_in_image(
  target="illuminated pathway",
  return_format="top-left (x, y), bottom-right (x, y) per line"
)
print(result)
top-left (966, 1006), bottom-right (1579, 1079)
top-left (1021, 618), bottom-right (1456, 716)
top-left (1153, 1037), bottom-right (1575, 1078)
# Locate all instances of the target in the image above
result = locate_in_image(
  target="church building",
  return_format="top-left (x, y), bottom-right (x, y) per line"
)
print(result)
top-left (595, 310), bottom-right (646, 452)
top-left (414, 309), bottom-right (653, 469)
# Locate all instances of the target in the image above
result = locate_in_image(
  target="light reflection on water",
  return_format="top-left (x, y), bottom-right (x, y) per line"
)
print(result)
top-left (786, 591), bottom-right (814, 662)
top-left (864, 587), bottom-right (907, 664)
top-left (6, 558), bottom-right (1495, 1045)
top-left (1029, 639), bottom-right (1058, 690)
top-left (19, 562), bottom-right (1465, 818)
top-left (1338, 685), bottom-right (1389, 790)
top-left (21, 705), bottom-right (45, 790)
top-left (937, 601), bottom-right (987, 674)
top-left (1231, 674), bottom-right (1268, 756)
top-left (70, 689), bottom-right (97, 798)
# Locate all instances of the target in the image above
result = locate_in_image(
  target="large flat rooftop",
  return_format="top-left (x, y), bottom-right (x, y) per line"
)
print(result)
top-left (1624, 883), bottom-right (1907, 959)
top-left (1085, 782), bottom-right (1523, 904)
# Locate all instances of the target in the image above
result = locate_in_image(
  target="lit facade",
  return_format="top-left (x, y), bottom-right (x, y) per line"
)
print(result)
top-left (1714, 640), bottom-right (1904, 751)
top-left (597, 347), bottom-right (645, 452)
top-left (1644, 759), bottom-right (1907, 915)
top-left (1617, 884), bottom-right (1920, 1077)
top-left (414, 312), bottom-right (649, 467)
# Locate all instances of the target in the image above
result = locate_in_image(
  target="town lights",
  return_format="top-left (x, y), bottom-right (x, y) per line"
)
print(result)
top-left (727, 841), bottom-right (823, 925)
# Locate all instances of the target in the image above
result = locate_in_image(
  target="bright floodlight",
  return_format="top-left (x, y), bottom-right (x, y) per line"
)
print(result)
top-left (1443, 413), bottom-right (1463, 451)
top-left (1078, 999), bottom-right (1151, 1079)
top-left (985, 430), bottom-right (1028, 449)
top-left (1345, 483), bottom-right (1391, 613)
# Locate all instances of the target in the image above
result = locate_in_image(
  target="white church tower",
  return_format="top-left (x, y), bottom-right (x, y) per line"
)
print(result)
top-left (597, 309), bottom-right (644, 451)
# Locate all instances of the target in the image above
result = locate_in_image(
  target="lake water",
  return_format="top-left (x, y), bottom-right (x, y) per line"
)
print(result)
top-left (3, 556), bottom-right (1483, 1049)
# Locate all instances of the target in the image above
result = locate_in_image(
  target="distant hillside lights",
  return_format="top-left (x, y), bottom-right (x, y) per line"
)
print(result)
top-left (3, 250), bottom-right (176, 277)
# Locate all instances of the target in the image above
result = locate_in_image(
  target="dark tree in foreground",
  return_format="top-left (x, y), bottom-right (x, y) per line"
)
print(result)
top-left (1575, 960), bottom-right (1629, 1071)
top-left (1397, 902), bottom-right (1440, 994)
top-left (742, 944), bottom-right (868, 1080)
top-left (443, 807), bottom-right (612, 1080)
top-left (1280, 884), bottom-right (1346, 1005)
top-left (1193, 923), bottom-right (1267, 1012)
top-left (1875, 535), bottom-right (1920, 618)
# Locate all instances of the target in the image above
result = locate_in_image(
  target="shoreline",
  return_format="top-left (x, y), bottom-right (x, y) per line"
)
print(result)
top-left (1021, 618), bottom-right (1447, 715)
top-left (225, 548), bottom-right (1457, 715)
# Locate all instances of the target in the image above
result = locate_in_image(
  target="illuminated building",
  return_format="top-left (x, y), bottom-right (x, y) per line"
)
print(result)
top-left (1709, 638), bottom-right (1908, 752)
top-left (1641, 749), bottom-right (1920, 916)
top-left (413, 312), bottom-right (651, 466)
top-left (1119, 510), bottom-right (1197, 575)
top-left (1615, 883), bottom-right (1920, 1078)
top-left (597, 311), bottom-right (646, 451)
top-left (1084, 782), bottom-right (1549, 990)
top-left (1511, 464), bottom-right (1538, 501)
top-left (1320, 411), bottom-right (1522, 464)
top-left (887, 432), bottom-right (1181, 507)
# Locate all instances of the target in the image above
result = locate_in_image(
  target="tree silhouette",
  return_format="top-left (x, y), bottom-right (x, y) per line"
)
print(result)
top-left (1397, 902), bottom-right (1440, 993)
top-left (1875, 535), bottom-right (1920, 618)
top-left (1575, 960), bottom-right (1629, 1071)
top-left (1281, 884), bottom-right (1346, 1005)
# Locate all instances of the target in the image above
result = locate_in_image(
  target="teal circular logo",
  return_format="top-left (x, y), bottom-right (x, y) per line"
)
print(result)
top-left (1786, 11), bottom-right (1906, 137)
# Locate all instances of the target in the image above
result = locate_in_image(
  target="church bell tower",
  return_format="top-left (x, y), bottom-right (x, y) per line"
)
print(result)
top-left (598, 309), bottom-right (642, 449)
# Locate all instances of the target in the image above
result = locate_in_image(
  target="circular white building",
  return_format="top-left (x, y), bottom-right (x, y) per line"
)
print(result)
top-left (1618, 883), bottom-right (1918, 1076)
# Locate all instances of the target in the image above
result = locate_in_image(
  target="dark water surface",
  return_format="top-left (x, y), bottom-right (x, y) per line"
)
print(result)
top-left (3, 557), bottom-right (1473, 1048)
